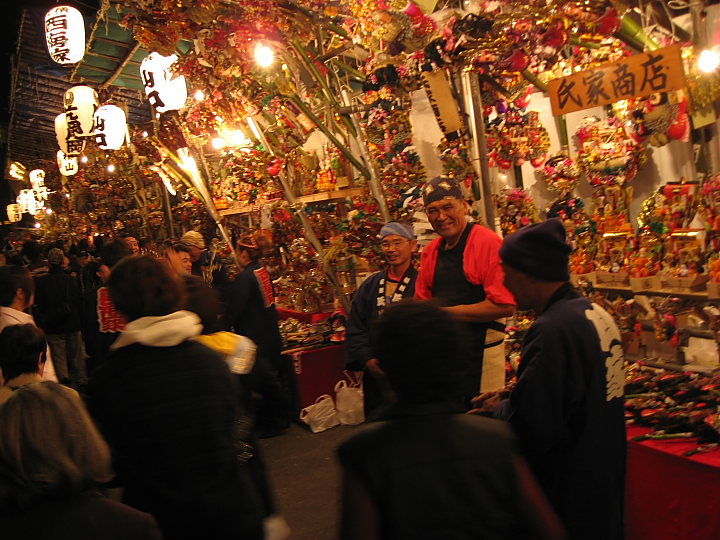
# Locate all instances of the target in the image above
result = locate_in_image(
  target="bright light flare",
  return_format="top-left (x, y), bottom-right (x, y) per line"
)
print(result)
top-left (255, 44), bottom-right (274, 68)
top-left (698, 48), bottom-right (720, 74)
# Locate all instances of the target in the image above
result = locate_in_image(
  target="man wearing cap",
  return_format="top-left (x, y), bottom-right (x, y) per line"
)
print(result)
top-left (34, 247), bottom-right (86, 388)
top-left (416, 176), bottom-right (515, 401)
top-left (346, 222), bottom-right (418, 418)
top-left (474, 218), bottom-right (626, 540)
top-left (180, 230), bottom-right (209, 278)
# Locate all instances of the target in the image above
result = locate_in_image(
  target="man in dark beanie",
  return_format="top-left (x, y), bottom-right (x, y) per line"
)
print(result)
top-left (473, 218), bottom-right (626, 540)
top-left (415, 176), bottom-right (515, 402)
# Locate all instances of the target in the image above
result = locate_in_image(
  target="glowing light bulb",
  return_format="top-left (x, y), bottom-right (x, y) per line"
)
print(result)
top-left (46, 208), bottom-right (52, 215)
top-left (698, 48), bottom-right (720, 74)
top-left (230, 130), bottom-right (249, 147)
top-left (255, 44), bottom-right (274, 68)
top-left (142, 131), bottom-right (149, 138)
top-left (194, 89), bottom-right (205, 101)
top-left (34, 222), bottom-right (41, 229)
top-left (107, 164), bottom-right (115, 173)
top-left (211, 137), bottom-right (225, 149)
top-left (80, 155), bottom-right (88, 163)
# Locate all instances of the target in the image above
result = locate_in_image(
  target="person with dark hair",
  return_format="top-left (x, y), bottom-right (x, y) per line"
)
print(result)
top-left (34, 248), bottom-right (86, 388)
top-left (117, 233), bottom-right (140, 255)
top-left (173, 243), bottom-right (193, 276)
top-left (0, 265), bottom-right (57, 383)
top-left (86, 255), bottom-right (264, 540)
top-left (224, 234), bottom-right (291, 438)
top-left (184, 276), bottom-right (290, 540)
top-left (20, 240), bottom-right (47, 278)
top-left (474, 219), bottom-right (626, 540)
top-left (337, 300), bottom-right (564, 540)
top-left (345, 222), bottom-right (418, 419)
top-left (415, 176), bottom-right (516, 402)
top-left (0, 324), bottom-right (47, 405)
top-left (80, 240), bottom-right (133, 375)
top-left (0, 381), bottom-right (163, 540)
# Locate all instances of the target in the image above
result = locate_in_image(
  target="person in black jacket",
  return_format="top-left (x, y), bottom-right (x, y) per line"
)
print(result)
top-left (86, 255), bottom-right (264, 540)
top-left (338, 300), bottom-right (563, 540)
top-left (34, 248), bottom-right (85, 388)
top-left (224, 234), bottom-right (290, 438)
top-left (475, 219), bottom-right (626, 540)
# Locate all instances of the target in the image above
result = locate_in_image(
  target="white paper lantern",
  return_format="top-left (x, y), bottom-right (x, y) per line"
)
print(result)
top-left (45, 6), bottom-right (85, 65)
top-left (57, 150), bottom-right (79, 176)
top-left (140, 52), bottom-right (188, 112)
top-left (6, 204), bottom-right (22, 223)
top-left (64, 85), bottom-right (98, 138)
top-left (17, 190), bottom-right (39, 216)
top-left (93, 104), bottom-right (127, 150)
top-left (55, 113), bottom-right (86, 156)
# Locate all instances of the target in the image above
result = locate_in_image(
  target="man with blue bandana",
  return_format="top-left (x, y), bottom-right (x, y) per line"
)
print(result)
top-left (345, 222), bottom-right (418, 419)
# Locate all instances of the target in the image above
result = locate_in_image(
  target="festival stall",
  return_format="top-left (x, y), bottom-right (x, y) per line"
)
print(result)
top-left (5, 1), bottom-right (720, 536)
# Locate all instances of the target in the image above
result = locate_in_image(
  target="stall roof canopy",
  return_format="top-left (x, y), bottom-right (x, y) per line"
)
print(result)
top-left (7, 4), bottom-right (153, 166)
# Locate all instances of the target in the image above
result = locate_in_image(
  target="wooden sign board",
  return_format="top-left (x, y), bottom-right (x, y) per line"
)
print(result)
top-left (548, 45), bottom-right (686, 116)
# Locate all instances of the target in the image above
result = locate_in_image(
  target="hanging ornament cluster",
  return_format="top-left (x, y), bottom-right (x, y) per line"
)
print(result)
top-left (576, 116), bottom-right (646, 187)
top-left (624, 91), bottom-right (690, 147)
top-left (486, 108), bottom-right (550, 169)
top-left (539, 153), bottom-right (581, 195)
top-left (494, 188), bottom-right (538, 237)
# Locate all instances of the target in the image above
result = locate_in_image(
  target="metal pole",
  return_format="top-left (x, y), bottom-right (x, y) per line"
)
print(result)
top-left (690, 0), bottom-right (720, 174)
top-left (461, 70), bottom-right (495, 226)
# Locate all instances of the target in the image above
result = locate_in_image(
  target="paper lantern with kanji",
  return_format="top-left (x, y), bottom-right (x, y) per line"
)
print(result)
top-left (140, 52), bottom-right (188, 112)
top-left (17, 189), bottom-right (39, 216)
top-left (6, 204), bottom-right (22, 223)
top-left (57, 150), bottom-right (78, 176)
top-left (55, 113), bottom-right (85, 157)
top-left (93, 104), bottom-right (127, 150)
top-left (64, 85), bottom-right (98, 138)
top-left (45, 6), bottom-right (85, 65)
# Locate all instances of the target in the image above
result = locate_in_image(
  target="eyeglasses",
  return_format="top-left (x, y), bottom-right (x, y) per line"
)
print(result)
top-left (381, 239), bottom-right (410, 250)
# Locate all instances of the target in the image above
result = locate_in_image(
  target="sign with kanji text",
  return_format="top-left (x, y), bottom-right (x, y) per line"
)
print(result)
top-left (548, 45), bottom-right (686, 116)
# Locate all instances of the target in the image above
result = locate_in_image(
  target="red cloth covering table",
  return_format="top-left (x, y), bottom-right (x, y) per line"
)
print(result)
top-left (277, 308), bottom-right (333, 323)
top-left (286, 344), bottom-right (347, 412)
top-left (625, 425), bottom-right (720, 540)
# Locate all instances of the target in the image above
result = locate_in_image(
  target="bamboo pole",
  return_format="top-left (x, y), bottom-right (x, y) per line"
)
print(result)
top-left (247, 117), bottom-right (351, 312)
top-left (340, 89), bottom-right (391, 223)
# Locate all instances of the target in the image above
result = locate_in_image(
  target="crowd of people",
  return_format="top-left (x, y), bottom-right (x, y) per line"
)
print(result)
top-left (0, 176), bottom-right (626, 539)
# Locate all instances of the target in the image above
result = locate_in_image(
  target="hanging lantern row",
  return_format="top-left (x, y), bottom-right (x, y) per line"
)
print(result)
top-left (140, 52), bottom-right (188, 113)
top-left (7, 169), bottom-right (50, 221)
top-left (54, 85), bottom-right (130, 172)
top-left (44, 6), bottom-right (85, 65)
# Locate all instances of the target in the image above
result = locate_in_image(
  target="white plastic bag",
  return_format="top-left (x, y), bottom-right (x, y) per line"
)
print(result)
top-left (334, 371), bottom-right (364, 425)
top-left (299, 394), bottom-right (340, 433)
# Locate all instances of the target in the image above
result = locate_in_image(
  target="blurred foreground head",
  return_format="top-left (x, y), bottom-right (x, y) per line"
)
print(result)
top-left (372, 300), bottom-right (469, 404)
top-left (108, 254), bottom-right (185, 322)
top-left (0, 381), bottom-right (112, 509)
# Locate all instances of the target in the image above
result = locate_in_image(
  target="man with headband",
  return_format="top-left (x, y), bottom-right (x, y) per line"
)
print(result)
top-left (415, 176), bottom-right (515, 403)
top-left (345, 221), bottom-right (418, 419)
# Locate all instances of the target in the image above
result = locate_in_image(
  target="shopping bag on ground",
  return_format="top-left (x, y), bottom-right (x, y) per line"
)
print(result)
top-left (334, 371), bottom-right (364, 425)
top-left (299, 394), bottom-right (340, 433)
